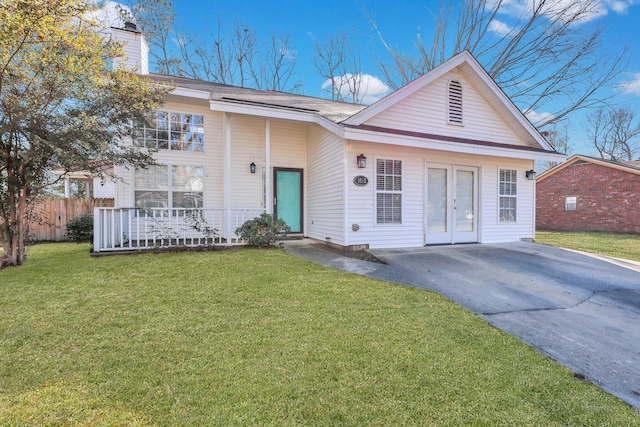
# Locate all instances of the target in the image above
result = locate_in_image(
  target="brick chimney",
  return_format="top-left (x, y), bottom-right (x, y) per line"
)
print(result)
top-left (109, 22), bottom-right (149, 75)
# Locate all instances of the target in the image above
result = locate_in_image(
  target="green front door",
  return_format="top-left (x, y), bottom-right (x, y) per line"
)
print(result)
top-left (274, 168), bottom-right (303, 233)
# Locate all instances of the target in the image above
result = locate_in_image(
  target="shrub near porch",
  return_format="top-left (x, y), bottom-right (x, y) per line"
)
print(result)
top-left (0, 244), bottom-right (638, 425)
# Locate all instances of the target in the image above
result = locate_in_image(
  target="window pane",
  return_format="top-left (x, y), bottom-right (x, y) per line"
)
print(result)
top-left (376, 193), bottom-right (402, 224)
top-left (172, 166), bottom-right (204, 191)
top-left (157, 111), bottom-right (169, 129)
top-left (191, 115), bottom-right (204, 132)
top-left (135, 191), bottom-right (168, 209)
top-left (173, 192), bottom-right (203, 209)
top-left (189, 133), bottom-right (204, 152)
top-left (428, 168), bottom-right (447, 232)
top-left (135, 165), bottom-right (168, 190)
top-left (170, 113), bottom-right (181, 131)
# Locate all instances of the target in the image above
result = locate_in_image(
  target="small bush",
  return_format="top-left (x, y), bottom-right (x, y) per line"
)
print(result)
top-left (65, 213), bottom-right (93, 242)
top-left (235, 213), bottom-right (290, 247)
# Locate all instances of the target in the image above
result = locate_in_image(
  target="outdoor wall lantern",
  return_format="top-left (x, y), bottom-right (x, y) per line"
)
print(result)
top-left (250, 162), bottom-right (256, 174)
top-left (525, 169), bottom-right (536, 180)
top-left (357, 154), bottom-right (367, 168)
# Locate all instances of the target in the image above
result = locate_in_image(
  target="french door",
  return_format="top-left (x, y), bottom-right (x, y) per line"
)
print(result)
top-left (426, 164), bottom-right (478, 244)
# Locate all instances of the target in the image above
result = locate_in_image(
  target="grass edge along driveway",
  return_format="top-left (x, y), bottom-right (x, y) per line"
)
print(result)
top-left (535, 230), bottom-right (640, 263)
top-left (0, 243), bottom-right (638, 426)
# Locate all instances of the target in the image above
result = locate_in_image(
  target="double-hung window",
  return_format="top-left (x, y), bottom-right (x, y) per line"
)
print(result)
top-left (376, 159), bottom-right (402, 224)
top-left (135, 164), bottom-right (169, 210)
top-left (134, 110), bottom-right (204, 152)
top-left (499, 169), bottom-right (517, 222)
top-left (135, 165), bottom-right (204, 213)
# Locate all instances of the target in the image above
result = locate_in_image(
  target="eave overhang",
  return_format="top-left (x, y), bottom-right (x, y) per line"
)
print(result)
top-left (209, 99), bottom-right (318, 123)
top-left (343, 124), bottom-right (565, 162)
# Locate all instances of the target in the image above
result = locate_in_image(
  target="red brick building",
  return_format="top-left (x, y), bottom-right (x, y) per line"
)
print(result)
top-left (536, 155), bottom-right (640, 233)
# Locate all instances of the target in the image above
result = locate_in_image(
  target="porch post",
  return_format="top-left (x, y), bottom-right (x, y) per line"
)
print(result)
top-left (93, 207), bottom-right (101, 252)
top-left (265, 119), bottom-right (271, 214)
top-left (64, 178), bottom-right (71, 198)
top-left (223, 112), bottom-right (232, 246)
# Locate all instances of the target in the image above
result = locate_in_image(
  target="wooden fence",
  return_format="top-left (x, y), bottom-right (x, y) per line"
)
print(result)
top-left (28, 198), bottom-right (114, 242)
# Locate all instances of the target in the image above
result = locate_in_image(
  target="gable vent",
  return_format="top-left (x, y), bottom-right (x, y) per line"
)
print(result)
top-left (448, 79), bottom-right (463, 125)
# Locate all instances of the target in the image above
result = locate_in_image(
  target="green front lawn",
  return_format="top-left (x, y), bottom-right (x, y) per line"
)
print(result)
top-left (0, 244), bottom-right (638, 425)
top-left (535, 231), bottom-right (640, 262)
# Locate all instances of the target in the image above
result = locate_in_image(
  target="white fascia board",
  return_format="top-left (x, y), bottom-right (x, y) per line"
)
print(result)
top-left (314, 116), bottom-right (345, 137)
top-left (458, 55), bottom-right (555, 152)
top-left (170, 87), bottom-right (211, 100)
top-left (343, 127), bottom-right (566, 162)
top-left (209, 99), bottom-right (317, 122)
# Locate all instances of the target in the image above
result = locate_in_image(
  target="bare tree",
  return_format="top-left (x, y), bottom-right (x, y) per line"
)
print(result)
top-left (121, 2), bottom-right (301, 91)
top-left (539, 123), bottom-right (571, 170)
top-left (372, 0), bottom-right (628, 126)
top-left (248, 33), bottom-right (302, 92)
top-left (586, 107), bottom-right (640, 161)
top-left (312, 32), bottom-right (368, 104)
top-left (120, 0), bottom-right (182, 75)
top-left (176, 22), bottom-right (255, 85)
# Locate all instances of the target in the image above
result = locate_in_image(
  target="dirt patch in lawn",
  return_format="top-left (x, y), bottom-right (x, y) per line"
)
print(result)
top-left (312, 243), bottom-right (387, 264)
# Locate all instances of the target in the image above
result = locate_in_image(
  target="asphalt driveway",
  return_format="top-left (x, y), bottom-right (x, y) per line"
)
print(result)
top-left (285, 241), bottom-right (640, 408)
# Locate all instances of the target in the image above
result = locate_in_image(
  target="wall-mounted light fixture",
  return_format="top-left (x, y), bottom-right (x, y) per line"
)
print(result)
top-left (525, 169), bottom-right (536, 180)
top-left (250, 162), bottom-right (256, 174)
top-left (357, 154), bottom-right (367, 168)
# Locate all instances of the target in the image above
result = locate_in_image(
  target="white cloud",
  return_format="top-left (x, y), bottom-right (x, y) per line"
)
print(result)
top-left (603, 0), bottom-right (638, 13)
top-left (524, 109), bottom-right (555, 126)
top-left (496, 0), bottom-right (609, 24)
top-left (488, 19), bottom-right (514, 36)
top-left (86, 1), bottom-right (131, 30)
top-left (617, 73), bottom-right (640, 95)
top-left (322, 73), bottom-right (391, 104)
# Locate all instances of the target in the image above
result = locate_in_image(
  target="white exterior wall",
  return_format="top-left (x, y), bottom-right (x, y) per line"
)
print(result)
top-left (480, 158), bottom-right (536, 243)
top-left (364, 72), bottom-right (524, 147)
top-left (307, 125), bottom-right (346, 245)
top-left (228, 115), bottom-right (266, 209)
top-left (93, 178), bottom-right (115, 198)
top-left (226, 116), bottom-right (307, 211)
top-left (346, 142), bottom-right (536, 248)
top-left (270, 120), bottom-right (308, 232)
top-left (346, 143), bottom-right (425, 248)
top-left (110, 28), bottom-right (149, 75)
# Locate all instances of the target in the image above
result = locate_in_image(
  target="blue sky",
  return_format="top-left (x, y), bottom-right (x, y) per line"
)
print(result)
top-left (99, 0), bottom-right (640, 156)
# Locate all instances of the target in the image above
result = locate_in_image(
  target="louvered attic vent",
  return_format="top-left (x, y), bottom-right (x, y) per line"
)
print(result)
top-left (448, 79), bottom-right (463, 125)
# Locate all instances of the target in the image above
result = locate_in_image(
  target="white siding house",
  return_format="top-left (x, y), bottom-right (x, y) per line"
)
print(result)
top-left (93, 25), bottom-right (563, 252)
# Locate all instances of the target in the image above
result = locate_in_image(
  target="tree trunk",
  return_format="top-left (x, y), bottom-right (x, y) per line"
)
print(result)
top-left (1, 184), bottom-right (28, 267)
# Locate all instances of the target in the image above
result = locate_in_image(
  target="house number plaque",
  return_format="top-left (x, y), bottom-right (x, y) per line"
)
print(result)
top-left (353, 175), bottom-right (368, 187)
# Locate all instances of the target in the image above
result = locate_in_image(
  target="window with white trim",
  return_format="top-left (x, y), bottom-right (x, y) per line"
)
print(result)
top-left (135, 164), bottom-right (204, 212)
top-left (499, 169), bottom-right (517, 222)
top-left (565, 196), bottom-right (577, 211)
top-left (134, 110), bottom-right (204, 152)
top-left (376, 159), bottom-right (402, 224)
top-left (448, 79), bottom-right (463, 125)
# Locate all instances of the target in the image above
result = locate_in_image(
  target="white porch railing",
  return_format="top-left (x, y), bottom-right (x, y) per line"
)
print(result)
top-left (93, 208), bottom-right (265, 252)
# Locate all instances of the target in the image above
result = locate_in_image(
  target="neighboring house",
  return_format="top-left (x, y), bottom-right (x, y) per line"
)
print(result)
top-left (536, 154), bottom-right (640, 233)
top-left (93, 24), bottom-right (563, 252)
top-left (54, 162), bottom-right (116, 199)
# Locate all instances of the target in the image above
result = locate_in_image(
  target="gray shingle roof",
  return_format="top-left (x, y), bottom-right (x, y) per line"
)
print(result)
top-left (149, 73), bottom-right (367, 123)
